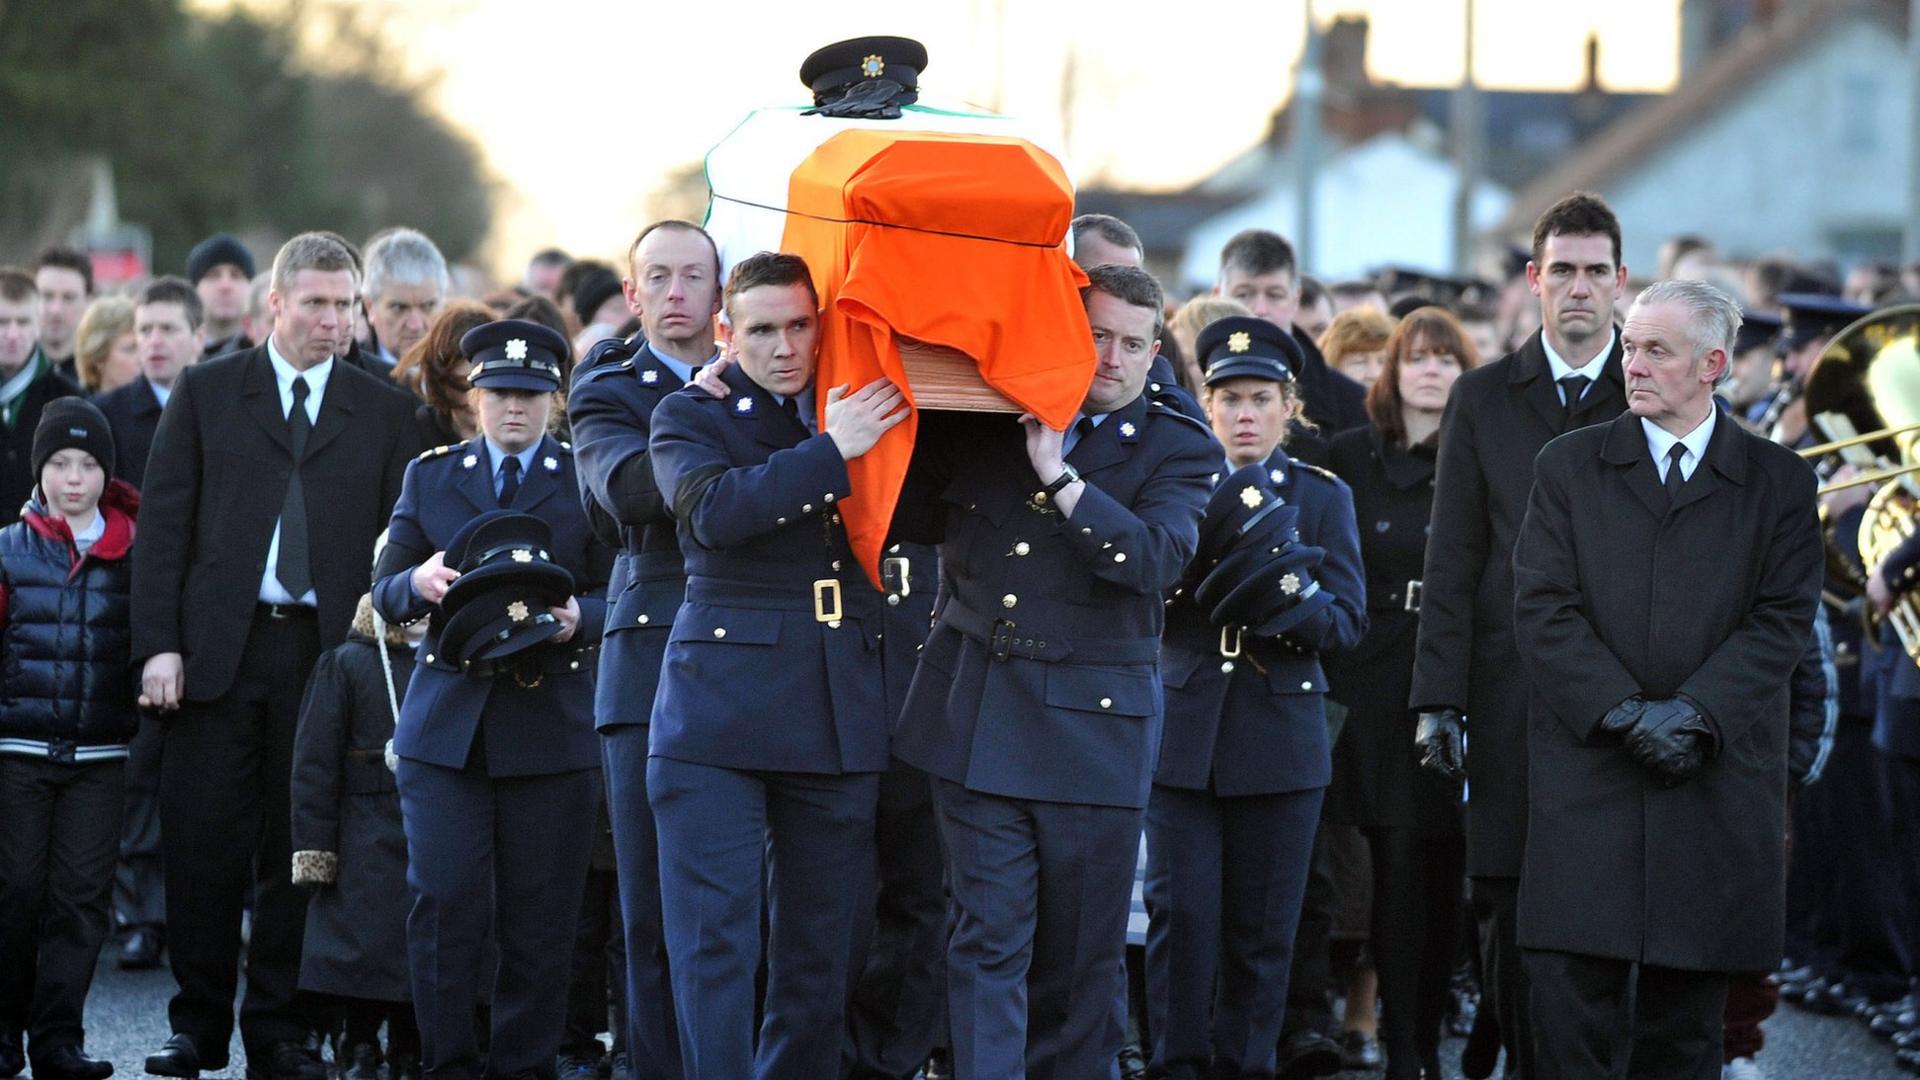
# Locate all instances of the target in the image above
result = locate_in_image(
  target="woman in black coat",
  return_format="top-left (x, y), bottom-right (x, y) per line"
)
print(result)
top-left (1324, 306), bottom-right (1479, 1080)
top-left (289, 594), bottom-right (420, 1080)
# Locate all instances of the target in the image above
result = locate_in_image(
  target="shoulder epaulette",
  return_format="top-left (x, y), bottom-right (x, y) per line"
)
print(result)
top-left (417, 442), bottom-right (462, 462)
top-left (1147, 397), bottom-right (1213, 434)
top-left (578, 357), bottom-right (634, 384)
top-left (1297, 462), bottom-right (1342, 483)
top-left (559, 440), bottom-right (573, 451)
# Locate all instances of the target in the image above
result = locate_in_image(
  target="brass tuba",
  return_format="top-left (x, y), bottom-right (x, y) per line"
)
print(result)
top-left (1801, 304), bottom-right (1920, 660)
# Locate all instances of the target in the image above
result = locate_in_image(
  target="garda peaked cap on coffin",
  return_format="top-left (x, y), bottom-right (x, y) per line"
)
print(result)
top-left (799, 36), bottom-right (927, 106)
top-left (1196, 316), bottom-right (1302, 386)
top-left (461, 319), bottom-right (567, 392)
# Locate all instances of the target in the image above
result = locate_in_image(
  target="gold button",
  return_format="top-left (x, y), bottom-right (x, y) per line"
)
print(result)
top-left (1100, 697), bottom-right (1112, 709)
top-left (1113, 552), bottom-right (1127, 563)
top-left (637, 614), bottom-right (650, 625)
top-left (802, 503), bottom-right (814, 513)
top-left (1002, 594), bottom-right (1018, 609)
top-left (1014, 542), bottom-right (1030, 556)
top-left (713, 627), bottom-right (727, 639)
top-left (1221, 661), bottom-right (1236, 673)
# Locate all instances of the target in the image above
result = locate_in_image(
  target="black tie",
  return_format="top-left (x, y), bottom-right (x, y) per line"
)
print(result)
top-left (498, 455), bottom-right (521, 508)
top-left (1664, 442), bottom-right (1688, 503)
top-left (275, 378), bottom-right (313, 598)
top-left (780, 395), bottom-right (802, 431)
top-left (1072, 416), bottom-right (1097, 453)
top-left (1558, 374), bottom-right (1590, 430)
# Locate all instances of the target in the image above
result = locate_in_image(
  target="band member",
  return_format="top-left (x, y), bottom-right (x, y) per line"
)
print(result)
top-left (371, 319), bottom-right (611, 1078)
top-left (1145, 315), bottom-right (1365, 1078)
top-left (892, 264), bottom-right (1219, 1077)
top-left (646, 252), bottom-right (904, 1077)
top-left (1512, 279), bottom-right (1820, 1078)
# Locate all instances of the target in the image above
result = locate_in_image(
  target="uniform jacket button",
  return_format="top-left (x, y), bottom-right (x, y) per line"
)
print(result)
top-left (824, 493), bottom-right (835, 502)
top-left (1113, 552), bottom-right (1126, 563)
top-left (1014, 541), bottom-right (1030, 556)
top-left (1301, 680), bottom-right (1313, 690)
top-left (1002, 594), bottom-right (1018, 609)
top-left (887, 594), bottom-right (901, 606)
top-left (637, 614), bottom-right (650, 625)
top-left (713, 627), bottom-right (727, 639)
top-left (802, 503), bottom-right (814, 513)
top-left (1100, 697), bottom-right (1112, 709)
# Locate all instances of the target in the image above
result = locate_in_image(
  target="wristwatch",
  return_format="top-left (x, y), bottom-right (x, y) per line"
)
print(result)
top-left (1034, 463), bottom-right (1081, 506)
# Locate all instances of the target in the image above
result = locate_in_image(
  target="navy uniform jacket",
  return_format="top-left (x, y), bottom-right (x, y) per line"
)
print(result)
top-left (892, 393), bottom-right (1221, 809)
top-left (646, 364), bottom-right (889, 775)
top-left (569, 338), bottom-right (695, 730)
top-left (372, 434), bottom-right (612, 777)
top-left (1156, 447), bottom-right (1366, 796)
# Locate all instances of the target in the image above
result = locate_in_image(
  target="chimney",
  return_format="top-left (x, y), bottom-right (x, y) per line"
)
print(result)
top-left (1322, 15), bottom-right (1371, 96)
top-left (1582, 32), bottom-right (1602, 94)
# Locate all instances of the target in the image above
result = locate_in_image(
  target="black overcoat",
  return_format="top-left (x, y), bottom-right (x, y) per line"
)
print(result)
top-left (1511, 411), bottom-right (1821, 971)
top-left (1324, 425), bottom-right (1462, 831)
top-left (1408, 329), bottom-right (1625, 876)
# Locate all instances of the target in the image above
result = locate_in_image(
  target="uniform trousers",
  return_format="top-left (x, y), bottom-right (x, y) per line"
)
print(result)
top-left (648, 756), bottom-right (877, 1080)
top-left (846, 757), bottom-right (949, 1080)
top-left (1882, 748), bottom-right (1920, 987)
top-left (0, 757), bottom-right (125, 1060)
top-left (1472, 875), bottom-right (1534, 1079)
top-left (599, 727), bottom-right (680, 1080)
top-left (113, 713), bottom-right (165, 931)
top-left (159, 607), bottom-right (319, 1063)
top-left (1808, 722), bottom-right (1909, 997)
top-left (396, 756), bottom-right (600, 1080)
top-left (934, 778), bottom-right (1141, 1080)
top-left (1144, 784), bottom-right (1323, 1079)
top-left (1522, 949), bottom-right (1726, 1080)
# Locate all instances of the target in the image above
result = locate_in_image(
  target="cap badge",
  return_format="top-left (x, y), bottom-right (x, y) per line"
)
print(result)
top-left (640, 369), bottom-right (658, 384)
top-left (543, 456), bottom-right (559, 472)
top-left (511, 549), bottom-right (533, 564)
top-left (1240, 486), bottom-right (1264, 509)
top-left (1228, 331), bottom-right (1252, 354)
top-left (462, 454), bottom-right (478, 469)
top-left (1280, 572), bottom-right (1302, 596)
top-left (1119, 421), bottom-right (1136, 438)
top-left (736, 397), bottom-right (754, 414)
top-left (862, 54), bottom-right (886, 78)
top-left (507, 600), bottom-right (530, 622)
top-left (504, 338), bottom-right (529, 362)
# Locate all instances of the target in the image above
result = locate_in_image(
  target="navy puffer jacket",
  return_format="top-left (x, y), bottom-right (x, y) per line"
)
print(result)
top-left (0, 481), bottom-right (139, 752)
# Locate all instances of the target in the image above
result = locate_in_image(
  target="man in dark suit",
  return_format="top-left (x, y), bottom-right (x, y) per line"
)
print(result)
top-left (568, 218), bottom-right (725, 1080)
top-left (1409, 192), bottom-right (1630, 1078)
top-left (0, 268), bottom-right (81, 528)
top-left (892, 264), bottom-right (1219, 1078)
top-left (95, 277), bottom-right (203, 491)
top-left (131, 232), bottom-right (420, 1080)
top-left (1212, 228), bottom-right (1367, 439)
top-left (1511, 279), bottom-right (1820, 1077)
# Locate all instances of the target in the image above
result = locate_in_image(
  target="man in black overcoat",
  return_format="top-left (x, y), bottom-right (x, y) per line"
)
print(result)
top-left (1511, 279), bottom-right (1821, 1078)
top-left (1408, 192), bottom-right (1630, 1077)
top-left (131, 233), bottom-right (419, 1079)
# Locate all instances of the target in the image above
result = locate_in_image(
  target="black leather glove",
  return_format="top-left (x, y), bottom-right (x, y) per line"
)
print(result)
top-left (1622, 696), bottom-right (1715, 787)
top-left (1414, 708), bottom-right (1466, 782)
top-left (1597, 695), bottom-right (1651, 741)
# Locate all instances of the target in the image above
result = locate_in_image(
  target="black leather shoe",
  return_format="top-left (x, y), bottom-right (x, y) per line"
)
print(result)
top-left (1459, 1008), bottom-right (1501, 1080)
top-left (32, 1045), bottom-right (114, 1080)
top-left (0, 1031), bottom-right (21, 1079)
top-left (1276, 1030), bottom-right (1342, 1080)
top-left (143, 1035), bottom-right (201, 1079)
top-left (243, 1042), bottom-right (326, 1080)
top-left (119, 926), bottom-right (164, 970)
top-left (1781, 973), bottom-right (1832, 1008)
top-left (1338, 1030), bottom-right (1383, 1070)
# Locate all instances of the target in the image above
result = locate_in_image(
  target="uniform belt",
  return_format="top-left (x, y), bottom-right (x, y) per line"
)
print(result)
top-left (685, 577), bottom-right (881, 622)
top-left (436, 647), bottom-right (594, 683)
top-left (940, 596), bottom-right (1160, 664)
top-left (256, 602), bottom-right (317, 620)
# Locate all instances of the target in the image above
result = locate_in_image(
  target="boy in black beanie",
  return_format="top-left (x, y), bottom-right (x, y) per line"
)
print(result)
top-left (0, 396), bottom-right (140, 1080)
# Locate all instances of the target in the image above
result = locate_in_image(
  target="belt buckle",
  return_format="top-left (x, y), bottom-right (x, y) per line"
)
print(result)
top-left (813, 578), bottom-right (843, 624)
top-left (1219, 625), bottom-right (1244, 659)
top-left (882, 557), bottom-right (912, 599)
top-left (265, 603), bottom-right (290, 620)
top-left (988, 617), bottom-right (1018, 662)
top-left (1404, 579), bottom-right (1422, 613)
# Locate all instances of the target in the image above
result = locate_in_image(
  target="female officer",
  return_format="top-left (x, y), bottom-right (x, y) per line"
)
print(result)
top-left (1145, 315), bottom-right (1366, 1080)
top-left (1324, 306), bottom-right (1476, 1080)
top-left (371, 318), bottom-right (612, 1079)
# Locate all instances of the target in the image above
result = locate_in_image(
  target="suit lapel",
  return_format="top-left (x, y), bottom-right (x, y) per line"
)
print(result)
top-left (1511, 335), bottom-right (1565, 433)
top-left (303, 363), bottom-right (356, 461)
top-left (722, 366), bottom-right (807, 450)
top-left (457, 437), bottom-right (496, 513)
top-left (1670, 411), bottom-right (1746, 514)
top-left (1067, 393), bottom-right (1149, 476)
top-left (1600, 414), bottom-right (1669, 519)
top-left (636, 345), bottom-right (688, 394)
top-left (241, 349), bottom-right (293, 457)
top-left (509, 436), bottom-right (561, 513)
top-left (1569, 333), bottom-right (1627, 427)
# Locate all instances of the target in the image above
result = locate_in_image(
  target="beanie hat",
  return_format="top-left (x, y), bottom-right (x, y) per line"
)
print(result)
top-left (33, 398), bottom-right (116, 484)
top-left (186, 233), bottom-right (257, 284)
top-left (571, 267), bottom-right (623, 326)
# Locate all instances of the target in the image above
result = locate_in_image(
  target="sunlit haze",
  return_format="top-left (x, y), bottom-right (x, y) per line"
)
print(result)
top-left (194, 0), bottom-right (1681, 274)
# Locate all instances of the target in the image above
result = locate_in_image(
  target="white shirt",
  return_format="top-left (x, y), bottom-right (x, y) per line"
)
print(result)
top-left (258, 336), bottom-right (334, 605)
top-left (1641, 405), bottom-right (1716, 484)
top-left (653, 346), bottom-right (719, 386)
top-left (147, 378), bottom-right (172, 409)
top-left (1542, 329), bottom-right (1616, 406)
top-left (1061, 412), bottom-right (1110, 458)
